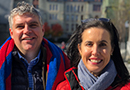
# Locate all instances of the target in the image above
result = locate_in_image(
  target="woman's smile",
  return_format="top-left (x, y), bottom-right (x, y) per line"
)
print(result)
top-left (89, 59), bottom-right (103, 65)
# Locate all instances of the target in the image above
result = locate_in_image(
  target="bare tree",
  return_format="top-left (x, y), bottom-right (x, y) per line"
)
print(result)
top-left (105, 0), bottom-right (130, 42)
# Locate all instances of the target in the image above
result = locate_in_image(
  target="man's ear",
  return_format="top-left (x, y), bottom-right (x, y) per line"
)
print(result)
top-left (42, 25), bottom-right (45, 36)
top-left (9, 28), bottom-right (13, 39)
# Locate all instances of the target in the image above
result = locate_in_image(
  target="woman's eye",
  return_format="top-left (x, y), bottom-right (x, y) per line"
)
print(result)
top-left (86, 43), bottom-right (93, 47)
top-left (99, 43), bottom-right (106, 47)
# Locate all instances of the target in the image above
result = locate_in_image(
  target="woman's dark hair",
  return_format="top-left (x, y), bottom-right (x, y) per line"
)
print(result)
top-left (67, 18), bottom-right (129, 85)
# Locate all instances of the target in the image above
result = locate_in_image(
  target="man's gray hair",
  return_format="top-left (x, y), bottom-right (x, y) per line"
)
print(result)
top-left (8, 1), bottom-right (43, 29)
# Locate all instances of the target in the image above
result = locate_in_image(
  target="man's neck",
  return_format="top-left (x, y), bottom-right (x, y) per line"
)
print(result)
top-left (18, 48), bottom-right (41, 63)
top-left (18, 49), bottom-right (41, 63)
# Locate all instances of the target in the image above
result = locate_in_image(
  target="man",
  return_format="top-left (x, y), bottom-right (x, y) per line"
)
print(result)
top-left (0, 1), bottom-right (70, 90)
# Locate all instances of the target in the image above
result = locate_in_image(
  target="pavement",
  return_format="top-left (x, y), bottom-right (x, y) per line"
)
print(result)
top-left (120, 42), bottom-right (130, 73)
top-left (125, 62), bottom-right (130, 73)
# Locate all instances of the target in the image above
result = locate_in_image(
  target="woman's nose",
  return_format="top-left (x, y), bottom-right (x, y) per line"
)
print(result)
top-left (91, 45), bottom-right (100, 56)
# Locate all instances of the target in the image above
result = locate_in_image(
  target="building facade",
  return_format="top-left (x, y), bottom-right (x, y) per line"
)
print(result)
top-left (0, 0), bottom-right (102, 45)
top-left (0, 0), bottom-right (14, 45)
top-left (39, 0), bottom-right (102, 36)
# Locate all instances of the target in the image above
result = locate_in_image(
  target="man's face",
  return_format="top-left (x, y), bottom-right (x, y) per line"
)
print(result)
top-left (10, 13), bottom-right (44, 55)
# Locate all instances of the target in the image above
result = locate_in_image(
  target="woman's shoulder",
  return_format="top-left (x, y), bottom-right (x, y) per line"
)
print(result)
top-left (106, 81), bottom-right (130, 90)
top-left (113, 81), bottom-right (130, 90)
top-left (120, 81), bottom-right (130, 90)
top-left (56, 67), bottom-right (78, 90)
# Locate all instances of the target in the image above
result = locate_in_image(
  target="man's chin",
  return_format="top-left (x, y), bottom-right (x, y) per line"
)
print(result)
top-left (23, 45), bottom-right (34, 51)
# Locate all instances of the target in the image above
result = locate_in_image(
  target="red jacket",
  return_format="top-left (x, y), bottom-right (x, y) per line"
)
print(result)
top-left (56, 67), bottom-right (130, 90)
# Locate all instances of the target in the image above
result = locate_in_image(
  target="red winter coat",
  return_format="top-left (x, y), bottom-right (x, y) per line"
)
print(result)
top-left (56, 67), bottom-right (130, 90)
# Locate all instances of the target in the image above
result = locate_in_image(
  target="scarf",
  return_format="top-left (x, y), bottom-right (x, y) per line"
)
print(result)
top-left (0, 36), bottom-right (70, 90)
top-left (78, 59), bottom-right (117, 90)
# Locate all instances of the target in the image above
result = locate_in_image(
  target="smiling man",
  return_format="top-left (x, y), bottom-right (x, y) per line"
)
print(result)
top-left (10, 12), bottom-right (44, 63)
top-left (0, 1), bottom-right (70, 90)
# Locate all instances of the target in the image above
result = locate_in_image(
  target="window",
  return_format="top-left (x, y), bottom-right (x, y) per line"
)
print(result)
top-left (66, 24), bottom-right (69, 31)
top-left (71, 15), bottom-right (74, 21)
top-left (66, 15), bottom-right (69, 21)
top-left (76, 15), bottom-right (78, 21)
top-left (55, 14), bottom-right (57, 20)
top-left (93, 4), bottom-right (101, 11)
top-left (81, 15), bottom-right (83, 20)
top-left (66, 5), bottom-right (69, 12)
top-left (49, 14), bottom-right (52, 19)
top-left (50, 4), bottom-right (58, 11)
top-left (49, 5), bottom-right (52, 10)
top-left (74, 5), bottom-right (77, 12)
top-left (81, 5), bottom-right (83, 12)
top-left (70, 5), bottom-right (73, 12)
top-left (71, 24), bottom-right (74, 31)
top-left (77, 5), bottom-right (80, 12)
top-left (49, 14), bottom-right (57, 20)
top-left (94, 0), bottom-right (101, 2)
top-left (76, 24), bottom-right (78, 28)
top-left (56, 5), bottom-right (58, 11)
top-left (53, 5), bottom-right (55, 10)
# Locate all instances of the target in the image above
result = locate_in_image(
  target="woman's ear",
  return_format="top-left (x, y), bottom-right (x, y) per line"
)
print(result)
top-left (78, 44), bottom-right (82, 56)
top-left (110, 48), bottom-right (114, 55)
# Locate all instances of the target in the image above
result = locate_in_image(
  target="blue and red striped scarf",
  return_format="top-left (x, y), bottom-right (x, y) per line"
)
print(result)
top-left (0, 36), bottom-right (70, 90)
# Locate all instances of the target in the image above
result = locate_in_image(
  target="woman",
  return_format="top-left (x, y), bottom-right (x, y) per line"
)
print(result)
top-left (56, 18), bottom-right (130, 90)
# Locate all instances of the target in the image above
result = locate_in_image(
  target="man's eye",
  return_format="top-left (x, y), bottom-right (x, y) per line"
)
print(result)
top-left (30, 24), bottom-right (38, 28)
top-left (17, 26), bottom-right (24, 29)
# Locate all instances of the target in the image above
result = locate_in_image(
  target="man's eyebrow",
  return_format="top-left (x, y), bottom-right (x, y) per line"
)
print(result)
top-left (15, 23), bottom-right (24, 26)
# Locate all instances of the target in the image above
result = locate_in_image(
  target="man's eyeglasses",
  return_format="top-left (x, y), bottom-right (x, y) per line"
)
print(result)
top-left (81, 18), bottom-right (110, 24)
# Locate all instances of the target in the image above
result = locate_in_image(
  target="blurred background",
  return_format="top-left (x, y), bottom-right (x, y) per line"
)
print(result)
top-left (0, 0), bottom-right (130, 71)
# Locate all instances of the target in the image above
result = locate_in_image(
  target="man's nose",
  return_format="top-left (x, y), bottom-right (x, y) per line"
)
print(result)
top-left (24, 25), bottom-right (31, 33)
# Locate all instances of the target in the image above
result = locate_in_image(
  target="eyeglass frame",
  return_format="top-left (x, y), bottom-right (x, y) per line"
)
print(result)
top-left (81, 18), bottom-right (111, 24)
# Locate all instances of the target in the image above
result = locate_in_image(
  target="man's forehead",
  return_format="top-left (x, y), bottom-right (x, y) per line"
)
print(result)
top-left (13, 12), bottom-right (38, 18)
top-left (13, 13), bottom-right (39, 23)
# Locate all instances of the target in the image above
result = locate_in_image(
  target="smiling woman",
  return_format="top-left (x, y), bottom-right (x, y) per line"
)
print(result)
top-left (78, 27), bottom-right (112, 76)
top-left (56, 18), bottom-right (130, 90)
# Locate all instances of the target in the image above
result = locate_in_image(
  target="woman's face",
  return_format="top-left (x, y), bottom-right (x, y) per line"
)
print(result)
top-left (78, 27), bottom-right (113, 76)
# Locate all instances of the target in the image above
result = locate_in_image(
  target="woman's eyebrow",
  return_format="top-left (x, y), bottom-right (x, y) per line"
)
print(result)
top-left (85, 41), bottom-right (92, 43)
top-left (100, 40), bottom-right (108, 43)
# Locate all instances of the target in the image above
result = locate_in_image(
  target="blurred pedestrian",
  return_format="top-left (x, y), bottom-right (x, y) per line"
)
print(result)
top-left (61, 41), bottom-right (66, 52)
